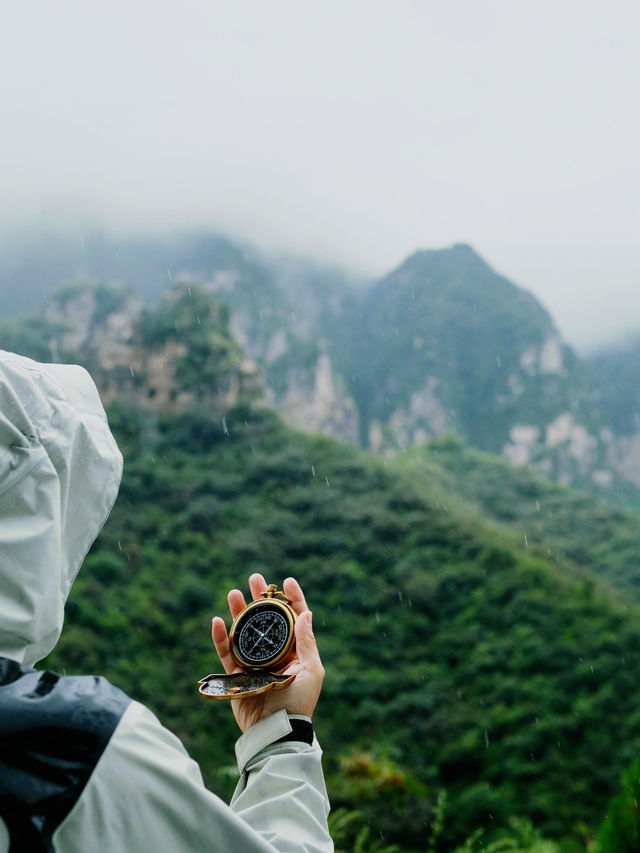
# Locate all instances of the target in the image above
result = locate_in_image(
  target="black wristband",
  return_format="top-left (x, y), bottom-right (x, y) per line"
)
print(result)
top-left (275, 718), bottom-right (314, 746)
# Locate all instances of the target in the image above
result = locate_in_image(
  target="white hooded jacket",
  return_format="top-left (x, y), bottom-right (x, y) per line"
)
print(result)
top-left (0, 351), bottom-right (333, 852)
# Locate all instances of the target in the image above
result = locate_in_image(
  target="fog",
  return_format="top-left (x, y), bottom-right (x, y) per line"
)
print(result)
top-left (1, 1), bottom-right (639, 349)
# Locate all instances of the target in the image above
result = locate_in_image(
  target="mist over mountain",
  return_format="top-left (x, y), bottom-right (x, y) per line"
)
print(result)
top-left (0, 224), bottom-right (637, 507)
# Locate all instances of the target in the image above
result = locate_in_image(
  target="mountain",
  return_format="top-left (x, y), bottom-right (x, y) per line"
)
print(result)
top-left (350, 245), bottom-right (609, 483)
top-left (585, 334), bottom-right (640, 504)
top-left (0, 224), bottom-right (638, 508)
top-left (2, 226), bottom-right (366, 445)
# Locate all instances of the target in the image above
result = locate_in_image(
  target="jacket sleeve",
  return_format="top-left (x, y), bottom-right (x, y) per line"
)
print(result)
top-left (52, 701), bottom-right (333, 853)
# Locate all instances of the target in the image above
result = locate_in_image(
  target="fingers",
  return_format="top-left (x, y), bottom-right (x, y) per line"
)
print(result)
top-left (248, 573), bottom-right (268, 601)
top-left (283, 576), bottom-right (308, 616)
top-left (227, 588), bottom-right (246, 619)
top-left (244, 574), bottom-right (307, 615)
top-left (294, 610), bottom-right (324, 676)
top-left (211, 616), bottom-right (238, 675)
top-left (229, 572), bottom-right (267, 616)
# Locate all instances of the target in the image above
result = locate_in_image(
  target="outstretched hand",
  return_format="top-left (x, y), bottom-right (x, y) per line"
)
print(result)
top-left (212, 574), bottom-right (325, 733)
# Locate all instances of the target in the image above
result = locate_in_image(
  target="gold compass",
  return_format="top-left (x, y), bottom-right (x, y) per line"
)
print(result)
top-left (199, 584), bottom-right (297, 701)
top-left (229, 584), bottom-right (296, 669)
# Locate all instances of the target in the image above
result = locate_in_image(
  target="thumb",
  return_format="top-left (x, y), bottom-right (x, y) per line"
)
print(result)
top-left (295, 611), bottom-right (321, 668)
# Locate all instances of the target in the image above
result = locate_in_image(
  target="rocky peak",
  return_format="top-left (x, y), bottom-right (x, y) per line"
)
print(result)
top-left (44, 282), bottom-right (262, 414)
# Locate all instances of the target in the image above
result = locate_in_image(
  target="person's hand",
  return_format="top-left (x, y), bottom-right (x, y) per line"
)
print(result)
top-left (211, 573), bottom-right (325, 733)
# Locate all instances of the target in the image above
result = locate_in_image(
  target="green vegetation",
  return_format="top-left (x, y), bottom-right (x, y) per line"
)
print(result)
top-left (42, 402), bottom-right (640, 851)
top-left (593, 758), bottom-right (640, 852)
top-left (267, 337), bottom-right (320, 395)
top-left (51, 279), bottom-right (131, 318)
top-left (0, 315), bottom-right (60, 362)
top-left (586, 335), bottom-right (640, 437)
top-left (139, 285), bottom-right (249, 397)
top-left (395, 433), bottom-right (640, 599)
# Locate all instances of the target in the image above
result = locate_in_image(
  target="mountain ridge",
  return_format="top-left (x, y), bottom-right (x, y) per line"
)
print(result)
top-left (0, 226), bottom-right (637, 507)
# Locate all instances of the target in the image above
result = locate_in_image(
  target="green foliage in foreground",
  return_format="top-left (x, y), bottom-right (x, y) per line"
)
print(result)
top-left (45, 405), bottom-right (640, 851)
top-left (593, 759), bottom-right (640, 853)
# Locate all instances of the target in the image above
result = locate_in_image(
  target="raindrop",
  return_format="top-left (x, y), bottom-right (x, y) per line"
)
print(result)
top-left (535, 500), bottom-right (541, 512)
top-left (222, 417), bottom-right (229, 437)
top-left (130, 365), bottom-right (135, 377)
top-left (118, 541), bottom-right (122, 551)
top-left (397, 591), bottom-right (403, 602)
top-left (325, 477), bottom-right (330, 487)
top-left (311, 465), bottom-right (316, 477)
top-left (197, 317), bottom-right (201, 326)
top-left (484, 729), bottom-right (490, 748)
top-left (524, 535), bottom-right (528, 547)
top-left (151, 456), bottom-right (156, 464)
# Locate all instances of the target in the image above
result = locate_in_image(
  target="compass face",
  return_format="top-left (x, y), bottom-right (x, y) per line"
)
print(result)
top-left (231, 601), bottom-right (295, 669)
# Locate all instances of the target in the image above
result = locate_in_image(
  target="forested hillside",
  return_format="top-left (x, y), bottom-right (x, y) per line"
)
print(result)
top-left (35, 398), bottom-right (640, 852)
top-left (395, 434), bottom-right (640, 598)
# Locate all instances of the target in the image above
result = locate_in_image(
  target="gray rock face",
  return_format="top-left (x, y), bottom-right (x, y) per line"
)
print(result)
top-left (43, 284), bottom-right (261, 415)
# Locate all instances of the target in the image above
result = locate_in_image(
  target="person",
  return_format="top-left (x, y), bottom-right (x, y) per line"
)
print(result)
top-left (0, 350), bottom-right (332, 852)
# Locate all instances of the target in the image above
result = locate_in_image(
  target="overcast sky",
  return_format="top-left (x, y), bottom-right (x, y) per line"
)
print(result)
top-left (1, 1), bottom-right (638, 349)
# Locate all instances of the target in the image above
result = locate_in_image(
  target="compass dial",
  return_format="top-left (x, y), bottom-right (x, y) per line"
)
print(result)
top-left (230, 600), bottom-right (296, 669)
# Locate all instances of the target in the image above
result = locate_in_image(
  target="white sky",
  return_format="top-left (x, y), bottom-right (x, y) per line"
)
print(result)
top-left (1, 0), bottom-right (638, 349)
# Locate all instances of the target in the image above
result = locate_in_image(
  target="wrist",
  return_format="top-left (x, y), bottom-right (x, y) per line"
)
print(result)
top-left (275, 716), bottom-right (314, 746)
top-left (235, 710), bottom-right (315, 774)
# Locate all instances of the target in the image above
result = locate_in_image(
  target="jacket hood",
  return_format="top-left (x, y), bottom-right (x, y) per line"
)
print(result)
top-left (0, 351), bottom-right (123, 666)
